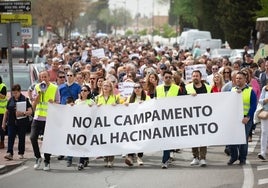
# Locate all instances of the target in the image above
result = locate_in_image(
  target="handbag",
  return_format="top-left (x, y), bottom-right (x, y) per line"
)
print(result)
top-left (258, 110), bottom-right (268, 119)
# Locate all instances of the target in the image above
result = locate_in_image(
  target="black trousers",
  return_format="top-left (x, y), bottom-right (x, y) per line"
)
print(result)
top-left (30, 120), bottom-right (51, 163)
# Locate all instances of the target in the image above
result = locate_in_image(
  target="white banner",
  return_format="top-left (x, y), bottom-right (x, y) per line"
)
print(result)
top-left (42, 92), bottom-right (245, 157)
top-left (185, 64), bottom-right (208, 83)
top-left (118, 82), bottom-right (135, 98)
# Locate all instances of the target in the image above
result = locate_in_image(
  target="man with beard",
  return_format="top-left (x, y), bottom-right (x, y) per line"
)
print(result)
top-left (186, 70), bottom-right (212, 167)
top-left (228, 71), bottom-right (256, 165)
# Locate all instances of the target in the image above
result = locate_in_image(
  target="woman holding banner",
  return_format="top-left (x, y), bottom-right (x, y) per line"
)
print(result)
top-left (76, 85), bottom-right (95, 170)
top-left (95, 80), bottom-right (120, 168)
top-left (124, 82), bottom-right (150, 167)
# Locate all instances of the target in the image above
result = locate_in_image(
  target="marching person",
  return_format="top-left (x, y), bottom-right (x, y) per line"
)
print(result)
top-left (155, 70), bottom-right (181, 169)
top-left (76, 85), bottom-right (95, 170)
top-left (2, 84), bottom-right (32, 160)
top-left (124, 82), bottom-right (150, 167)
top-left (95, 80), bottom-right (120, 168)
top-left (228, 71), bottom-right (257, 165)
top-left (58, 69), bottom-right (81, 166)
top-left (186, 70), bottom-right (212, 167)
top-left (258, 84), bottom-right (268, 161)
top-left (30, 70), bottom-right (60, 171)
top-left (0, 76), bottom-right (7, 149)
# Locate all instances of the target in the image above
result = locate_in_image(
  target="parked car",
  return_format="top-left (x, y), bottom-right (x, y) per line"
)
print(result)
top-left (0, 62), bottom-right (45, 94)
top-left (210, 48), bottom-right (232, 60)
top-left (229, 49), bottom-right (254, 64)
top-left (11, 44), bottom-right (40, 62)
top-left (0, 64), bottom-right (32, 96)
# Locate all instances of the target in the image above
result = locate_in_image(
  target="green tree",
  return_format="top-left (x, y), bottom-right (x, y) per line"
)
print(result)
top-left (216, 0), bottom-right (262, 48)
top-left (32, 0), bottom-right (81, 39)
top-left (161, 24), bottom-right (176, 38)
top-left (98, 7), bottom-right (132, 35)
top-left (84, 0), bottom-right (109, 33)
top-left (256, 0), bottom-right (268, 17)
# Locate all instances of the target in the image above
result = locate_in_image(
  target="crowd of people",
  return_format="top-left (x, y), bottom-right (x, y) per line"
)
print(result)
top-left (1, 35), bottom-right (268, 171)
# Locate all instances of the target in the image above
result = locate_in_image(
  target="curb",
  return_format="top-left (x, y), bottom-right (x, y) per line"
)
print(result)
top-left (0, 161), bottom-right (27, 175)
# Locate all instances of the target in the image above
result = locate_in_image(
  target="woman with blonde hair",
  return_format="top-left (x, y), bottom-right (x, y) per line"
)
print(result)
top-left (95, 80), bottom-right (119, 167)
top-left (211, 73), bottom-right (225, 93)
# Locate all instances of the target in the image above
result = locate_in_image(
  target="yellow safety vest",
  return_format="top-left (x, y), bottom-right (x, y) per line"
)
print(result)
top-left (232, 86), bottom-right (252, 116)
top-left (186, 83), bottom-right (212, 94)
top-left (96, 94), bottom-right (119, 105)
top-left (34, 83), bottom-right (58, 117)
top-left (156, 84), bottom-right (179, 98)
top-left (127, 95), bottom-right (151, 103)
top-left (75, 99), bottom-right (95, 105)
top-left (0, 83), bottom-right (7, 114)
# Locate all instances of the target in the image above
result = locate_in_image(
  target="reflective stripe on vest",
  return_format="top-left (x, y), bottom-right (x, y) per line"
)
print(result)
top-left (0, 83), bottom-right (7, 114)
top-left (34, 83), bottom-right (57, 117)
top-left (232, 87), bottom-right (252, 116)
top-left (96, 95), bottom-right (118, 105)
top-left (156, 84), bottom-right (179, 98)
top-left (186, 83), bottom-right (212, 94)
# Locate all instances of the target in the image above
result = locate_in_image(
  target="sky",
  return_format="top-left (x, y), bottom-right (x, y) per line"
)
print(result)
top-left (109, 0), bottom-right (169, 18)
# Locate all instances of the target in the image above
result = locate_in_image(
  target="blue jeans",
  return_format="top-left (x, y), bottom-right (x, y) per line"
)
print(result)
top-left (162, 150), bottom-right (170, 163)
top-left (7, 124), bottom-right (27, 155)
top-left (229, 119), bottom-right (252, 162)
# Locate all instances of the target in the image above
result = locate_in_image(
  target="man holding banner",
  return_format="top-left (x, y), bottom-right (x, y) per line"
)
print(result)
top-left (156, 70), bottom-right (181, 169)
top-left (30, 71), bottom-right (60, 171)
top-left (186, 70), bottom-right (212, 167)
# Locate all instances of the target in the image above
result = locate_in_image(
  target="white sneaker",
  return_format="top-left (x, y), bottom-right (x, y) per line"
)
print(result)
top-left (137, 157), bottom-right (143, 166)
top-left (19, 154), bottom-right (24, 159)
top-left (107, 161), bottom-right (114, 168)
top-left (190, 158), bottom-right (199, 166)
top-left (200, 159), bottom-right (207, 167)
top-left (161, 162), bottom-right (168, 169)
top-left (43, 163), bottom-right (50, 171)
top-left (34, 158), bottom-right (42, 169)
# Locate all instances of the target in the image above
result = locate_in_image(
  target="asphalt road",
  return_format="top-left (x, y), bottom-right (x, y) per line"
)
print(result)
top-left (0, 126), bottom-right (267, 188)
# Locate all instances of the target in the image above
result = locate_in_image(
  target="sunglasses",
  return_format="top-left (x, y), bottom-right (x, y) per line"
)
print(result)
top-left (134, 86), bottom-right (141, 89)
top-left (81, 89), bottom-right (88, 92)
top-left (223, 72), bottom-right (230, 74)
top-left (58, 76), bottom-right (65, 79)
top-left (164, 76), bottom-right (172, 79)
top-left (90, 78), bottom-right (96, 80)
top-left (66, 74), bottom-right (73, 77)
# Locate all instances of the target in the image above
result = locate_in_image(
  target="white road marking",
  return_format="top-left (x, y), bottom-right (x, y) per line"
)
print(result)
top-left (242, 161), bottom-right (254, 188)
top-left (257, 165), bottom-right (268, 171)
top-left (258, 178), bottom-right (268, 185)
top-left (0, 166), bottom-right (28, 180)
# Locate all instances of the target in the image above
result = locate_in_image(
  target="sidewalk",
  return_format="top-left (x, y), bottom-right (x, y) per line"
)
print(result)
top-left (0, 134), bottom-right (34, 174)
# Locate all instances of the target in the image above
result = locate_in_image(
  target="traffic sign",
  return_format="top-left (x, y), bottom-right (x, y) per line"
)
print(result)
top-left (0, 14), bottom-right (32, 26)
top-left (0, 1), bottom-right (31, 13)
top-left (21, 27), bottom-right (32, 39)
